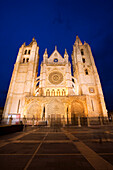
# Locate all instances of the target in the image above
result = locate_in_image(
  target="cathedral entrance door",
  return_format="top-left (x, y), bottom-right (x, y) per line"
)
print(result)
top-left (47, 99), bottom-right (65, 126)
top-left (51, 114), bottom-right (55, 126)
top-left (56, 114), bottom-right (61, 125)
top-left (50, 114), bottom-right (61, 127)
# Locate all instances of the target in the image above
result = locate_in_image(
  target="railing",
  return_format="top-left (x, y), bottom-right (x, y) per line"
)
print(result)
top-left (0, 116), bottom-right (112, 127)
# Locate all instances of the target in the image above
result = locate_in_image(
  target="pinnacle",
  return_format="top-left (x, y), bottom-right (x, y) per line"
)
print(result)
top-left (32, 37), bottom-right (36, 42)
top-left (75, 35), bottom-right (82, 45)
top-left (65, 49), bottom-right (67, 54)
top-left (45, 48), bottom-right (47, 54)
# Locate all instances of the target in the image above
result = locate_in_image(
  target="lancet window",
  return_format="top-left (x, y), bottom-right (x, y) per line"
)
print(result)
top-left (28, 50), bottom-right (31, 54)
top-left (24, 50), bottom-right (27, 55)
top-left (51, 89), bottom-right (55, 96)
top-left (82, 58), bottom-right (85, 63)
top-left (26, 58), bottom-right (29, 62)
top-left (57, 89), bottom-right (60, 96)
top-left (62, 89), bottom-right (66, 96)
top-left (81, 49), bottom-right (84, 55)
top-left (46, 89), bottom-right (50, 96)
top-left (23, 58), bottom-right (25, 63)
top-left (85, 69), bottom-right (88, 75)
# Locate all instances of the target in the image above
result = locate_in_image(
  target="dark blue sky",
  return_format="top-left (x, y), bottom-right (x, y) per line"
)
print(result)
top-left (0, 0), bottom-right (113, 111)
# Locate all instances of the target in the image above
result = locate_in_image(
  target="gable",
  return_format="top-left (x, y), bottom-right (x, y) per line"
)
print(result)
top-left (47, 49), bottom-right (64, 64)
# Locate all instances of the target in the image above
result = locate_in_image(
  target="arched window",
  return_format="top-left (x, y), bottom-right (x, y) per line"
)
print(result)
top-left (24, 50), bottom-right (27, 55)
top-left (26, 58), bottom-right (29, 62)
top-left (17, 100), bottom-right (20, 113)
top-left (42, 106), bottom-right (45, 120)
top-left (23, 58), bottom-right (25, 63)
top-left (81, 49), bottom-right (84, 55)
top-left (82, 58), bottom-right (85, 63)
top-left (46, 89), bottom-right (50, 96)
top-left (85, 69), bottom-right (88, 75)
top-left (51, 89), bottom-right (55, 96)
top-left (72, 78), bottom-right (75, 83)
top-left (91, 100), bottom-right (94, 111)
top-left (57, 89), bottom-right (60, 96)
top-left (28, 50), bottom-right (31, 54)
top-left (62, 89), bottom-right (66, 96)
top-left (36, 82), bottom-right (40, 88)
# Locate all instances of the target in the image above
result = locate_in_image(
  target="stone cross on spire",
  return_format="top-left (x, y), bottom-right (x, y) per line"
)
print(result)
top-left (55, 46), bottom-right (57, 50)
top-left (32, 37), bottom-right (36, 42)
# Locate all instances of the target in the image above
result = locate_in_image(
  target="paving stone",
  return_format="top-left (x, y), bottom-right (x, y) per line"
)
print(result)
top-left (45, 133), bottom-right (69, 140)
top-left (0, 155), bottom-right (31, 170)
top-left (72, 133), bottom-right (111, 140)
top-left (19, 133), bottom-right (46, 140)
top-left (38, 127), bottom-right (61, 132)
top-left (0, 131), bottom-right (23, 140)
top-left (0, 126), bottom-right (113, 169)
top-left (83, 142), bottom-right (113, 153)
top-left (0, 143), bottom-right (40, 154)
top-left (28, 155), bottom-right (94, 170)
top-left (37, 143), bottom-right (80, 154)
top-left (101, 155), bottom-right (113, 166)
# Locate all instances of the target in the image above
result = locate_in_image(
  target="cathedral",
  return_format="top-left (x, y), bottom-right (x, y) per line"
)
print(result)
top-left (3, 36), bottom-right (108, 125)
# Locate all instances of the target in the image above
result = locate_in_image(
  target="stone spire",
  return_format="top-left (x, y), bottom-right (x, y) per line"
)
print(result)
top-left (74, 35), bottom-right (82, 46)
top-left (65, 49), bottom-right (67, 55)
top-left (44, 48), bottom-right (47, 55)
top-left (22, 42), bottom-right (25, 46)
top-left (64, 48), bottom-right (69, 62)
top-left (43, 48), bottom-right (48, 63)
top-left (28, 37), bottom-right (37, 46)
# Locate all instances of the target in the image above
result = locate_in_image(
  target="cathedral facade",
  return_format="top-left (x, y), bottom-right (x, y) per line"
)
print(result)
top-left (3, 36), bottom-right (107, 124)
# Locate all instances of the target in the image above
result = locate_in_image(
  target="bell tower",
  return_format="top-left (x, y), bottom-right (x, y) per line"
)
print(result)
top-left (3, 38), bottom-right (39, 118)
top-left (72, 36), bottom-right (107, 117)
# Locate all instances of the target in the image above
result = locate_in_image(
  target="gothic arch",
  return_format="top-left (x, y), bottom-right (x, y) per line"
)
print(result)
top-left (47, 99), bottom-right (65, 118)
top-left (71, 100), bottom-right (84, 117)
top-left (26, 102), bottom-right (41, 119)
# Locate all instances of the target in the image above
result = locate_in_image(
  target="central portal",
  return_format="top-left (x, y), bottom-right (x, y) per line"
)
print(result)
top-left (51, 114), bottom-right (61, 126)
top-left (47, 99), bottom-right (65, 126)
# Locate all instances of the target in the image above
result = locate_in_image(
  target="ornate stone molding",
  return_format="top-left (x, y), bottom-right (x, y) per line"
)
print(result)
top-left (48, 71), bottom-right (63, 85)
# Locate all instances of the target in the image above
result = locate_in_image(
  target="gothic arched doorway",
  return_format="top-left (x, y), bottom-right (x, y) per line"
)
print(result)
top-left (26, 102), bottom-right (41, 119)
top-left (47, 99), bottom-right (65, 126)
top-left (71, 101), bottom-right (84, 125)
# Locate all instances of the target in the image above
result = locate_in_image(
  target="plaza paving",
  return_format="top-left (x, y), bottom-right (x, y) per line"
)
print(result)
top-left (0, 125), bottom-right (113, 169)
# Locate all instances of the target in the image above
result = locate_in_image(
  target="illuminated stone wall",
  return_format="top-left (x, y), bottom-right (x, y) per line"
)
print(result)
top-left (3, 36), bottom-right (108, 120)
top-left (3, 38), bottom-right (39, 118)
top-left (72, 36), bottom-right (107, 117)
top-left (23, 96), bottom-right (87, 120)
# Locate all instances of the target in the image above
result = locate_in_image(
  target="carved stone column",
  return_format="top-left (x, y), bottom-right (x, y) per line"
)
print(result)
top-left (78, 116), bottom-right (81, 127)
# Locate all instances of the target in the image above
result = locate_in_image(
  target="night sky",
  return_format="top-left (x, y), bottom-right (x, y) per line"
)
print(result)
top-left (0, 0), bottom-right (113, 111)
